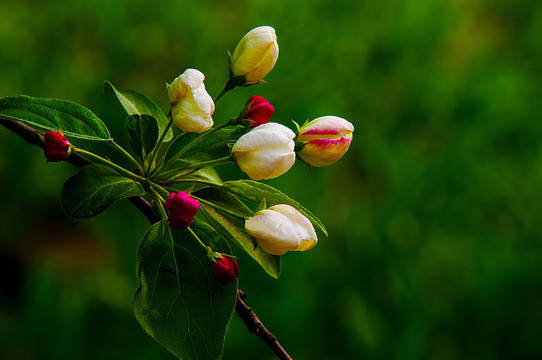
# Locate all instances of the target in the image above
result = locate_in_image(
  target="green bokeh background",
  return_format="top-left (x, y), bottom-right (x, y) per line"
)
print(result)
top-left (1, 0), bottom-right (542, 359)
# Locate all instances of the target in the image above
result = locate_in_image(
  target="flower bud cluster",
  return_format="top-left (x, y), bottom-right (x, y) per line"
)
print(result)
top-left (152, 26), bottom-right (355, 274)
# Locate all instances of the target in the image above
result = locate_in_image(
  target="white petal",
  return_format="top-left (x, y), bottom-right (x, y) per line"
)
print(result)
top-left (234, 143), bottom-right (295, 180)
top-left (191, 83), bottom-right (215, 114)
top-left (232, 123), bottom-right (294, 152)
top-left (269, 204), bottom-right (317, 242)
top-left (180, 68), bottom-right (205, 88)
top-left (245, 213), bottom-right (300, 255)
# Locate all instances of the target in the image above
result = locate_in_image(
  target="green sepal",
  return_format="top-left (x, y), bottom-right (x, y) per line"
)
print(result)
top-left (291, 119), bottom-right (302, 137)
top-left (230, 76), bottom-right (246, 87)
top-left (229, 103), bottom-right (253, 127)
top-left (104, 81), bottom-right (172, 141)
top-left (227, 50), bottom-right (234, 79)
top-left (133, 219), bottom-right (237, 360)
top-left (61, 164), bottom-right (145, 219)
top-left (254, 197), bottom-right (267, 213)
top-left (0, 95), bottom-right (111, 141)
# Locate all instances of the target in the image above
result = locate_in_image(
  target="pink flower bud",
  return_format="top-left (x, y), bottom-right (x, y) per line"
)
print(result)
top-left (43, 131), bottom-right (71, 162)
top-left (164, 191), bottom-right (200, 229)
top-left (296, 116), bottom-right (354, 167)
top-left (211, 254), bottom-right (239, 284)
top-left (244, 96), bottom-right (274, 127)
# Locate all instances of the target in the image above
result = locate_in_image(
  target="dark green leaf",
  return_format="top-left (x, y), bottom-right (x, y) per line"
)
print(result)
top-left (104, 81), bottom-right (172, 141)
top-left (0, 95), bottom-right (111, 141)
top-left (164, 132), bottom-right (200, 164)
top-left (223, 180), bottom-right (328, 237)
top-left (165, 126), bottom-right (246, 165)
top-left (195, 187), bottom-right (280, 278)
top-left (61, 164), bottom-right (145, 219)
top-left (124, 114), bottom-right (159, 160)
top-left (133, 219), bottom-right (237, 360)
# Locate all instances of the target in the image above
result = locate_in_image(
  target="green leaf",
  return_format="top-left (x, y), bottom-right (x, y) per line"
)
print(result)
top-left (185, 167), bottom-right (223, 185)
top-left (133, 219), bottom-right (237, 360)
top-left (124, 114), bottom-right (159, 160)
top-left (223, 180), bottom-right (328, 237)
top-left (164, 132), bottom-right (199, 164)
top-left (165, 126), bottom-right (245, 165)
top-left (61, 164), bottom-right (145, 219)
top-left (104, 81), bottom-right (172, 141)
top-left (195, 187), bottom-right (280, 278)
top-left (0, 95), bottom-right (111, 141)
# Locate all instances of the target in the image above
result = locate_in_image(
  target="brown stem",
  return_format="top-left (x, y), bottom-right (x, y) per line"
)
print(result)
top-left (236, 290), bottom-right (293, 360)
top-left (0, 118), bottom-right (160, 224)
top-left (0, 117), bottom-right (292, 360)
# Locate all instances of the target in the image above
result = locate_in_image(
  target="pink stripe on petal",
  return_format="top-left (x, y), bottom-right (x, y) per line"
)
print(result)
top-left (307, 136), bottom-right (351, 148)
top-left (301, 128), bottom-right (341, 136)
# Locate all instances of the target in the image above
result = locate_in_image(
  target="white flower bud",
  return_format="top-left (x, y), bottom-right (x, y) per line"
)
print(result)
top-left (231, 26), bottom-right (279, 86)
top-left (232, 122), bottom-right (295, 180)
top-left (245, 204), bottom-right (317, 255)
top-left (168, 69), bottom-right (215, 133)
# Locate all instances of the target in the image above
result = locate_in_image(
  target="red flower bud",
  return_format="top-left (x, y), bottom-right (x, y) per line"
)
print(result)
top-left (164, 191), bottom-right (200, 229)
top-left (43, 131), bottom-right (71, 162)
top-left (244, 96), bottom-right (274, 127)
top-left (211, 254), bottom-right (239, 284)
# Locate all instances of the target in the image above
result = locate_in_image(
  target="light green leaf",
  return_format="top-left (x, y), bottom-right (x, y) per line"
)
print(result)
top-left (124, 114), bottom-right (159, 160)
top-left (133, 219), bottom-right (237, 360)
top-left (104, 81), bottom-right (172, 141)
top-left (61, 164), bottom-right (145, 219)
top-left (185, 167), bottom-right (223, 185)
top-left (0, 95), bottom-right (111, 141)
top-left (223, 180), bottom-right (328, 237)
top-left (195, 187), bottom-right (280, 278)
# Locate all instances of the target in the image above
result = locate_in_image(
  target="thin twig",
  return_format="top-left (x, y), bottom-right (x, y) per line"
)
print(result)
top-left (0, 118), bottom-right (160, 223)
top-left (236, 290), bottom-right (293, 360)
top-left (0, 117), bottom-right (293, 360)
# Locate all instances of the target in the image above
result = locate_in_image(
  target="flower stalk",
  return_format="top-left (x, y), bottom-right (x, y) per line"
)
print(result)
top-left (213, 79), bottom-right (237, 103)
top-left (109, 140), bottom-right (145, 174)
top-left (156, 120), bottom-right (234, 175)
top-left (160, 156), bottom-right (232, 182)
top-left (194, 196), bottom-right (247, 220)
top-left (146, 116), bottom-right (174, 175)
top-left (73, 147), bottom-right (146, 182)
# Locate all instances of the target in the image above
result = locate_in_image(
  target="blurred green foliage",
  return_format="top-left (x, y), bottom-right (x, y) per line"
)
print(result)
top-left (1, 0), bottom-right (542, 359)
